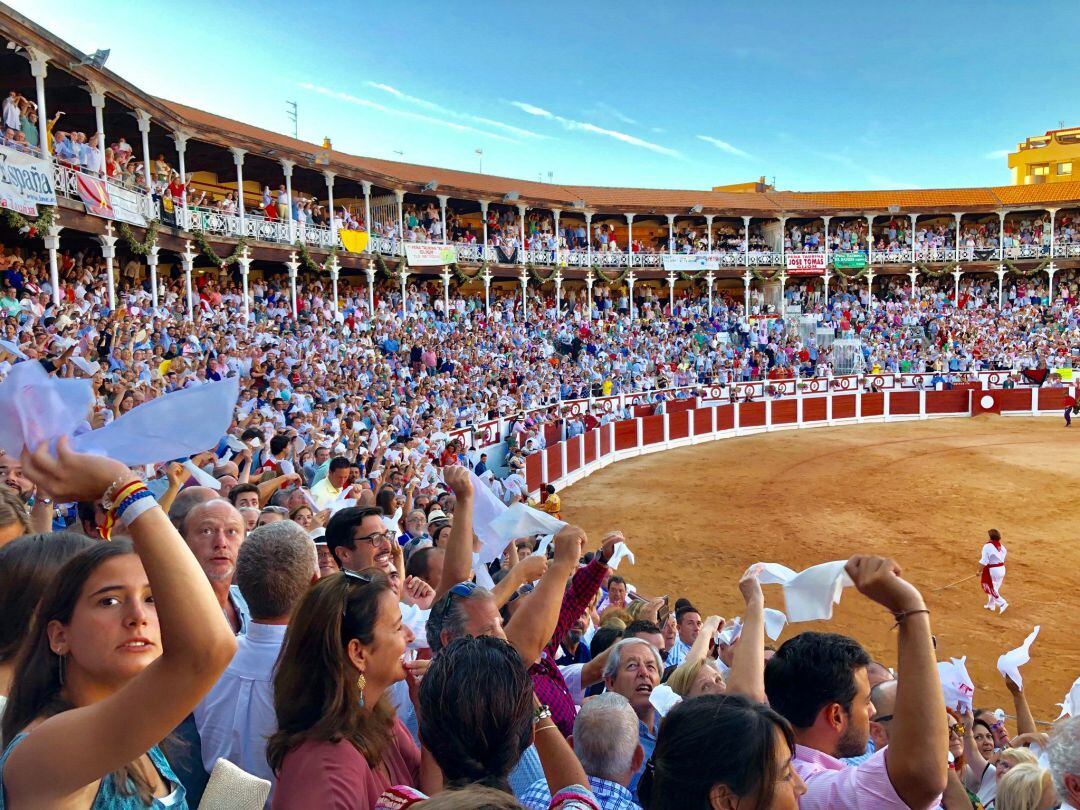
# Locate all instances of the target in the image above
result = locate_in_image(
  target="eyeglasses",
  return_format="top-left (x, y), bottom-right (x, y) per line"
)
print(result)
top-left (871, 714), bottom-right (894, 723)
top-left (949, 724), bottom-right (966, 737)
top-left (352, 530), bottom-right (394, 548)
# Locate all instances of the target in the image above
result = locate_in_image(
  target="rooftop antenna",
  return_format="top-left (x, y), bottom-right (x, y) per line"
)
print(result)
top-left (286, 100), bottom-right (298, 140)
top-left (475, 148), bottom-right (483, 174)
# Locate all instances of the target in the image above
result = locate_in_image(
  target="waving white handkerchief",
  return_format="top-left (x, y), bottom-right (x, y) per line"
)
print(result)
top-left (399, 602), bottom-right (430, 650)
top-left (325, 493), bottom-right (357, 515)
top-left (938, 656), bottom-right (976, 715)
top-left (182, 460), bottom-right (221, 490)
top-left (532, 534), bottom-right (555, 558)
top-left (0, 339), bottom-right (27, 360)
top-left (69, 355), bottom-right (100, 376)
top-left (1056, 675), bottom-right (1080, 719)
top-left (484, 503), bottom-right (566, 563)
top-left (73, 376), bottom-right (239, 466)
top-left (0, 360), bottom-right (94, 456)
top-left (468, 468), bottom-right (511, 563)
top-left (649, 683), bottom-right (683, 718)
top-left (717, 617), bottom-right (742, 646)
top-left (997, 626), bottom-right (1040, 690)
top-left (607, 541), bottom-right (635, 570)
top-left (382, 506), bottom-right (403, 536)
top-left (755, 560), bottom-right (854, 623)
top-left (763, 608), bottom-right (788, 641)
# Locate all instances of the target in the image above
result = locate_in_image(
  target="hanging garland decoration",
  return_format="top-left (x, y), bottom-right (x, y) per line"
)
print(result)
top-left (453, 261), bottom-right (485, 283)
top-left (117, 219), bottom-right (160, 256)
top-left (189, 226), bottom-right (249, 267)
top-left (528, 263), bottom-right (557, 283)
top-left (294, 240), bottom-right (339, 273)
top-left (678, 268), bottom-right (709, 281)
top-left (913, 261), bottom-right (958, 279)
top-left (593, 267), bottom-right (628, 285)
top-left (831, 264), bottom-right (871, 280)
top-left (374, 252), bottom-right (390, 278)
top-left (1002, 257), bottom-right (1052, 277)
top-left (2, 204), bottom-right (55, 236)
top-left (747, 265), bottom-right (784, 282)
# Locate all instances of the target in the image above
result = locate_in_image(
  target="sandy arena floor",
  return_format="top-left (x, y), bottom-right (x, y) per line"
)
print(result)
top-left (561, 415), bottom-right (1080, 722)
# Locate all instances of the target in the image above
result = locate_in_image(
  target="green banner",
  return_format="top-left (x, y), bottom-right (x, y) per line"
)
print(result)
top-left (831, 252), bottom-right (867, 269)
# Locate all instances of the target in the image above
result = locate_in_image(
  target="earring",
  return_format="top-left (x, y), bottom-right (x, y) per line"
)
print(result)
top-left (357, 673), bottom-right (366, 708)
top-left (55, 650), bottom-right (66, 686)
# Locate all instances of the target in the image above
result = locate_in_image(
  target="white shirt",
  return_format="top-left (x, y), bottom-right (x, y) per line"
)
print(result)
top-left (194, 622), bottom-right (285, 796)
top-left (979, 542), bottom-right (1007, 567)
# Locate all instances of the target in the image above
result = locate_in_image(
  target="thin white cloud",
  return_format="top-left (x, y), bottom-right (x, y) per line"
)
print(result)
top-left (812, 149), bottom-right (920, 189)
top-left (594, 101), bottom-right (639, 126)
top-left (984, 149), bottom-right (1010, 160)
top-left (510, 100), bottom-right (681, 158)
top-left (697, 134), bottom-right (753, 159)
top-left (366, 82), bottom-right (545, 139)
top-left (298, 82), bottom-right (516, 143)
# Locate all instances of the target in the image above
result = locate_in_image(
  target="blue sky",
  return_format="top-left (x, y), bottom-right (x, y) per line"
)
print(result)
top-left (11, 0), bottom-right (1080, 192)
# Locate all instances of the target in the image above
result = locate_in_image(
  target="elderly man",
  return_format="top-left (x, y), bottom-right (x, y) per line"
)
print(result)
top-left (182, 498), bottom-right (250, 635)
top-left (195, 521), bottom-right (316, 799)
top-left (764, 555), bottom-right (946, 810)
top-left (520, 692), bottom-right (644, 810)
top-left (602, 637), bottom-right (663, 794)
top-left (1049, 717), bottom-right (1080, 810)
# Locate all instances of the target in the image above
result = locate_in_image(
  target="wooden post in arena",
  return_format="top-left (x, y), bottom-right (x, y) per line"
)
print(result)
top-left (285, 252), bottom-right (300, 320)
top-left (519, 266), bottom-right (528, 321)
top-left (99, 223), bottom-right (117, 311)
top-left (554, 270), bottom-right (563, 319)
top-left (1047, 262), bottom-right (1058, 303)
top-left (482, 267), bottom-right (492, 318)
top-left (742, 270), bottom-right (751, 316)
top-left (146, 242), bottom-right (159, 309)
top-left (909, 266), bottom-right (918, 302)
top-left (365, 264), bottom-right (375, 315)
top-left (995, 265), bottom-right (1005, 309)
top-left (441, 266), bottom-right (452, 316)
top-left (627, 271), bottom-right (637, 321)
top-left (666, 271), bottom-right (676, 312)
top-left (328, 255), bottom-right (340, 315)
top-left (823, 270), bottom-right (831, 309)
top-left (44, 221), bottom-right (63, 308)
top-left (952, 268), bottom-right (961, 308)
top-left (705, 269), bottom-right (715, 312)
top-left (585, 270), bottom-right (594, 320)
top-left (179, 239), bottom-right (197, 322)
top-left (237, 246), bottom-right (251, 322)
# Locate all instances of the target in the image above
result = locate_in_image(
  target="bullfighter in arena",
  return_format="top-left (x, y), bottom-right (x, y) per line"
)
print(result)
top-left (979, 529), bottom-right (1008, 613)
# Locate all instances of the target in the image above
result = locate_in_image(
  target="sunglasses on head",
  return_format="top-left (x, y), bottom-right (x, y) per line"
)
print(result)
top-left (340, 568), bottom-right (376, 617)
top-left (434, 580), bottom-right (479, 624)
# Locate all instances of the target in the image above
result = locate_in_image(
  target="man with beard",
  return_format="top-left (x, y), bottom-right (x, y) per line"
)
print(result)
top-left (764, 555), bottom-right (946, 810)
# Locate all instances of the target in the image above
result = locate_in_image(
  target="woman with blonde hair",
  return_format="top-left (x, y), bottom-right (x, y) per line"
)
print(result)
top-left (995, 762), bottom-right (1057, 810)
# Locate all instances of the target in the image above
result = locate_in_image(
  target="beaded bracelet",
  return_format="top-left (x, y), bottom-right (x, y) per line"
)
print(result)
top-left (116, 488), bottom-right (157, 528)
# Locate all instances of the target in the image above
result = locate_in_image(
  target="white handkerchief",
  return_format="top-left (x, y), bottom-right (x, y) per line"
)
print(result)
top-left (649, 684), bottom-right (683, 718)
top-left (763, 608), bottom-right (788, 641)
top-left (755, 560), bottom-right (854, 623)
top-left (473, 558), bottom-right (496, 590)
top-left (224, 434), bottom-right (247, 453)
top-left (182, 460), bottom-right (221, 490)
top-left (532, 534), bottom-right (555, 558)
top-left (997, 626), bottom-right (1040, 690)
top-left (0, 339), bottom-right (26, 359)
top-left (488, 503), bottom-right (566, 556)
top-left (717, 617), bottom-right (742, 646)
top-left (938, 657), bottom-right (976, 715)
top-left (74, 377), bottom-right (239, 466)
top-left (325, 494), bottom-right (357, 515)
top-left (0, 360), bottom-right (94, 456)
top-left (1056, 675), bottom-right (1080, 719)
top-left (382, 506), bottom-right (402, 536)
top-left (69, 355), bottom-right (100, 376)
top-left (468, 467), bottom-right (511, 563)
top-left (607, 541), bottom-right (635, 570)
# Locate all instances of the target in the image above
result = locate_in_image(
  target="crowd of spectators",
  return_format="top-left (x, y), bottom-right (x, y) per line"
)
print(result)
top-left (0, 220), bottom-right (1079, 809)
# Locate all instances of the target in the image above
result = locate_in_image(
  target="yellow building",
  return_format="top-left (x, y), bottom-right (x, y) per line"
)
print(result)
top-left (1008, 127), bottom-right (1080, 185)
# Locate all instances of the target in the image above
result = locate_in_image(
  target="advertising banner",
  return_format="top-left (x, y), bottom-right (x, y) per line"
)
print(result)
top-left (785, 253), bottom-right (827, 275)
top-left (0, 144), bottom-right (55, 210)
top-left (661, 254), bottom-right (720, 272)
top-left (107, 184), bottom-right (148, 227)
top-left (831, 252), bottom-right (868, 270)
top-left (405, 243), bottom-right (457, 266)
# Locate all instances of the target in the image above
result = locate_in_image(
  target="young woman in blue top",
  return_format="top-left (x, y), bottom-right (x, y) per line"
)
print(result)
top-left (0, 438), bottom-right (237, 808)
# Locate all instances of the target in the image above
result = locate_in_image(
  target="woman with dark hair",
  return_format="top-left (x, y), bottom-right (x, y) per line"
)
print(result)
top-left (376, 635), bottom-right (598, 809)
top-left (0, 532), bottom-right (96, 710)
top-left (638, 693), bottom-right (806, 810)
top-left (0, 438), bottom-right (237, 807)
top-left (268, 568), bottom-right (422, 808)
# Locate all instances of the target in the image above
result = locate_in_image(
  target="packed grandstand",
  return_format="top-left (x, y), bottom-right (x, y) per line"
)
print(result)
top-left (1, 5), bottom-right (1080, 810)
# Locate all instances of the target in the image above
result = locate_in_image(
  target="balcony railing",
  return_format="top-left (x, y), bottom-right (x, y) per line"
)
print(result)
top-left (52, 163), bottom-right (159, 222)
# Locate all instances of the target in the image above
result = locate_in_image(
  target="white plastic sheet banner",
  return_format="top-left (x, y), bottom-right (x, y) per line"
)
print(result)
top-left (755, 560), bottom-right (854, 622)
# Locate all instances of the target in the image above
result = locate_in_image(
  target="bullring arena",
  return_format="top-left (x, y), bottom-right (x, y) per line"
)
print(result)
top-left (548, 385), bottom-right (1080, 722)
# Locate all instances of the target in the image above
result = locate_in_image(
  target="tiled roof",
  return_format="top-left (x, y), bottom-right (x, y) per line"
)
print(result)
top-left (161, 100), bottom-right (1080, 216)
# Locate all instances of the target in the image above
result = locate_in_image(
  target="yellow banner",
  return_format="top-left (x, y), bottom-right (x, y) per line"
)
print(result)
top-left (340, 230), bottom-right (369, 254)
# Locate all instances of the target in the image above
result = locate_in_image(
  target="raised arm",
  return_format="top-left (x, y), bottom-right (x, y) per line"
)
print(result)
top-left (724, 566), bottom-right (766, 702)
top-left (6, 438), bottom-right (237, 804)
top-left (1006, 674), bottom-right (1037, 735)
top-left (435, 465), bottom-right (474, 601)
top-left (154, 461), bottom-right (189, 514)
top-left (491, 555), bottom-right (548, 609)
top-left (959, 708), bottom-right (990, 793)
top-left (846, 555), bottom-right (947, 809)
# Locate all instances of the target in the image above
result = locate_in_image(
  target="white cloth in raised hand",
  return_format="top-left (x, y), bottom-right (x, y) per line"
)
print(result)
top-left (754, 560), bottom-right (854, 622)
top-left (75, 376), bottom-right (240, 465)
top-left (938, 657), bottom-right (976, 715)
top-left (399, 602), bottom-right (430, 650)
top-left (996, 626), bottom-right (1040, 690)
top-left (0, 360), bottom-right (93, 455)
top-left (468, 467), bottom-right (512, 563)
top-left (607, 541), bottom-right (635, 570)
top-left (1056, 675), bottom-right (1080, 719)
top-left (649, 683), bottom-right (683, 718)
top-left (382, 506), bottom-right (402, 536)
top-left (532, 534), bottom-right (555, 558)
top-left (763, 608), bottom-right (788, 641)
top-left (183, 460), bottom-right (221, 490)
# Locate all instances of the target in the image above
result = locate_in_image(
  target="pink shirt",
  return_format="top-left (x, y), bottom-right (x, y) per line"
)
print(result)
top-left (793, 744), bottom-right (938, 810)
top-left (272, 719), bottom-right (420, 810)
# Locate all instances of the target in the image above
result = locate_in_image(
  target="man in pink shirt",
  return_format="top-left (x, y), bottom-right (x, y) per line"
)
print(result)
top-left (765, 556), bottom-right (946, 810)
